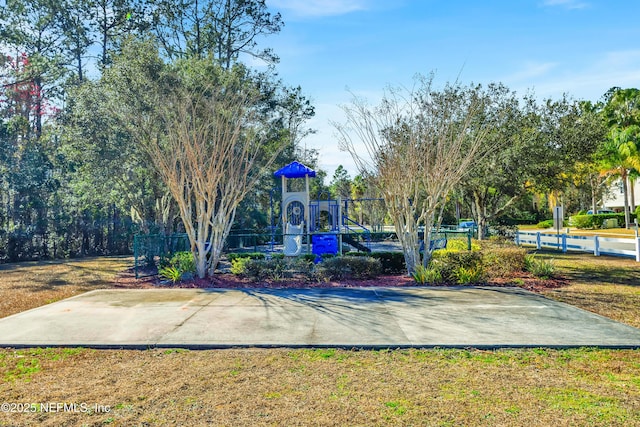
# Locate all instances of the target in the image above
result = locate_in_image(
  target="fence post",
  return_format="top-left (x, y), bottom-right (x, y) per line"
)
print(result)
top-left (515, 231), bottom-right (520, 246)
top-left (562, 234), bottom-right (567, 253)
top-left (536, 232), bottom-right (541, 250)
top-left (636, 237), bottom-right (640, 262)
top-left (594, 235), bottom-right (600, 257)
top-left (467, 229), bottom-right (472, 251)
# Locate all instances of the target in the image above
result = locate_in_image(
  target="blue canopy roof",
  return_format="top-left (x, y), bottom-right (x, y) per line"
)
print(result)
top-left (273, 161), bottom-right (317, 178)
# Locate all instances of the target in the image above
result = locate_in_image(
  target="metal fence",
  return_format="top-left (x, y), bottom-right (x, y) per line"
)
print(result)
top-left (132, 228), bottom-right (474, 278)
top-left (223, 229), bottom-right (473, 253)
top-left (133, 233), bottom-right (190, 278)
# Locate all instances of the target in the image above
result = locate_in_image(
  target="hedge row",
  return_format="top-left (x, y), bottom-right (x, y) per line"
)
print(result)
top-left (231, 255), bottom-right (383, 282)
top-left (569, 213), bottom-right (637, 229)
top-left (228, 251), bottom-right (407, 275)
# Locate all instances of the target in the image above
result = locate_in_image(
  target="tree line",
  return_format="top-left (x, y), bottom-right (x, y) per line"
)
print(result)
top-left (335, 81), bottom-right (640, 273)
top-left (334, 85), bottom-right (640, 244)
top-left (1, 0), bottom-right (638, 272)
top-left (0, 0), bottom-right (315, 264)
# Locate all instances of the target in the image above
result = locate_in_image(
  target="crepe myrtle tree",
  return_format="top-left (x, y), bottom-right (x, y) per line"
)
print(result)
top-left (148, 69), bottom-right (287, 278)
top-left (335, 76), bottom-right (497, 274)
top-left (107, 40), bottom-right (287, 278)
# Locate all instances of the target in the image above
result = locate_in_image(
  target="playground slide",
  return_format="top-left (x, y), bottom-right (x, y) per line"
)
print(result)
top-left (342, 234), bottom-right (372, 253)
top-left (284, 222), bottom-right (304, 256)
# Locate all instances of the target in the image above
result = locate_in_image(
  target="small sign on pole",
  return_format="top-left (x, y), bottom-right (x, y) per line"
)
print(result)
top-left (553, 206), bottom-right (563, 251)
top-left (553, 206), bottom-right (564, 231)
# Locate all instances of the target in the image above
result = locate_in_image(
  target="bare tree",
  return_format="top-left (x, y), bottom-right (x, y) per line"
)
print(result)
top-left (335, 76), bottom-right (494, 274)
top-left (142, 80), bottom-right (284, 277)
top-left (102, 38), bottom-right (292, 277)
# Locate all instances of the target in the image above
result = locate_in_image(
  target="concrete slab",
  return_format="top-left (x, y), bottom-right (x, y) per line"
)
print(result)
top-left (1, 287), bottom-right (640, 349)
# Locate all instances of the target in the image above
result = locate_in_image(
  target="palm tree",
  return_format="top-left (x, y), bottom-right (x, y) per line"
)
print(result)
top-left (602, 88), bottom-right (640, 228)
top-left (598, 140), bottom-right (639, 228)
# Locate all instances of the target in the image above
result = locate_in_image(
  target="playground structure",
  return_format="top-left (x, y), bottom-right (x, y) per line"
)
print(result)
top-left (274, 161), bottom-right (381, 257)
top-left (132, 161), bottom-right (470, 275)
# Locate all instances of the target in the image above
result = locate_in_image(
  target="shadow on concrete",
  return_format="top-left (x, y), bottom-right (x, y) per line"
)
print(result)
top-left (239, 287), bottom-right (445, 331)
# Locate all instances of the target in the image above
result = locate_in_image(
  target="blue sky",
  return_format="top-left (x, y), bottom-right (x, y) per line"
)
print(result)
top-left (264, 0), bottom-right (640, 179)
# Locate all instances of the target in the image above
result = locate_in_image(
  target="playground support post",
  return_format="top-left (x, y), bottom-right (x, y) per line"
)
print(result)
top-left (305, 174), bottom-right (310, 253)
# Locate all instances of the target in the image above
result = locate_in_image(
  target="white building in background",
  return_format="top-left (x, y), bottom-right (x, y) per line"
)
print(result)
top-left (603, 177), bottom-right (640, 212)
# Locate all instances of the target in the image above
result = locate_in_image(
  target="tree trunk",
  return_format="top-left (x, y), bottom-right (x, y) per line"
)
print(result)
top-left (421, 218), bottom-right (435, 269)
top-left (195, 240), bottom-right (207, 279)
top-left (630, 176), bottom-right (636, 213)
top-left (590, 175), bottom-right (598, 216)
top-left (388, 199), bottom-right (420, 275)
top-left (77, 51), bottom-right (83, 82)
top-left (207, 207), bottom-right (236, 277)
top-left (622, 170), bottom-right (631, 228)
top-left (472, 191), bottom-right (490, 240)
top-left (194, 0), bottom-right (201, 58)
top-left (34, 76), bottom-right (43, 139)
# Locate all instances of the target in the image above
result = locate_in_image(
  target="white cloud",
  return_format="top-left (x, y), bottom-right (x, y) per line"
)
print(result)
top-left (542, 0), bottom-right (590, 10)
top-left (504, 61), bottom-right (559, 84)
top-left (502, 50), bottom-right (640, 101)
top-left (269, 0), bottom-right (370, 18)
top-left (552, 50), bottom-right (640, 98)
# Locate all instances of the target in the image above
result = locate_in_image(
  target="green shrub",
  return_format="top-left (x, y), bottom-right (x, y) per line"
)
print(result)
top-left (230, 257), bottom-right (250, 275)
top-left (316, 256), bottom-right (382, 281)
top-left (323, 251), bottom-right (405, 274)
top-left (299, 253), bottom-right (317, 263)
top-left (450, 237), bottom-right (481, 251)
top-left (226, 252), bottom-right (265, 262)
top-left (412, 265), bottom-right (443, 284)
top-left (315, 257), bottom-right (347, 281)
top-left (484, 235), bottom-right (515, 247)
top-left (159, 266), bottom-right (182, 283)
top-left (570, 214), bottom-right (593, 229)
top-left (444, 239), bottom-right (469, 251)
top-left (171, 251), bottom-right (196, 273)
top-left (243, 259), bottom-right (282, 281)
top-left (434, 250), bottom-right (483, 269)
top-left (159, 251), bottom-right (195, 271)
top-left (268, 259), bottom-right (288, 281)
top-left (536, 219), bottom-right (553, 229)
top-left (295, 258), bottom-right (317, 281)
top-left (241, 257), bottom-right (314, 281)
top-left (453, 266), bottom-right (485, 285)
top-left (430, 250), bottom-right (484, 283)
top-left (158, 251), bottom-right (196, 282)
top-left (570, 213), bottom-right (634, 229)
top-left (345, 251), bottom-right (369, 257)
top-left (482, 246), bottom-right (527, 278)
top-left (370, 252), bottom-right (406, 274)
top-left (524, 254), bottom-right (555, 279)
top-left (348, 256), bottom-right (382, 279)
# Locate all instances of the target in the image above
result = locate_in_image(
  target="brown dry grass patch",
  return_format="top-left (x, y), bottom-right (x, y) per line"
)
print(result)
top-left (1, 347), bottom-right (639, 426)
top-left (534, 251), bottom-right (640, 328)
top-left (0, 257), bottom-right (136, 319)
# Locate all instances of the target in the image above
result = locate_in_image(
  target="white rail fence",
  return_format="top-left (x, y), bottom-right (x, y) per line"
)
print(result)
top-left (515, 231), bottom-right (640, 262)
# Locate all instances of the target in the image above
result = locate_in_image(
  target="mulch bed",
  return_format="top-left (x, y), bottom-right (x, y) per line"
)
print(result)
top-left (112, 268), bottom-right (568, 293)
